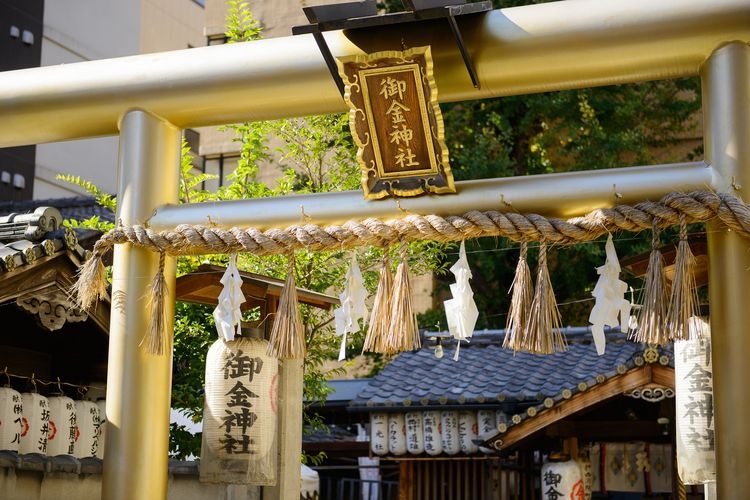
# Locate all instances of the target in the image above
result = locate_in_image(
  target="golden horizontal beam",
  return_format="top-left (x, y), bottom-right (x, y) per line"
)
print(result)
top-left (1, 0), bottom-right (749, 147)
top-left (148, 161), bottom-right (714, 230)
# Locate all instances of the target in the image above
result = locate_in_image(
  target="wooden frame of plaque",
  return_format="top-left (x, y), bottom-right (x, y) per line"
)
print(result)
top-left (337, 46), bottom-right (456, 199)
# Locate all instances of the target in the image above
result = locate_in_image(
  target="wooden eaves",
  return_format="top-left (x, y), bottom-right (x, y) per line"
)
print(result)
top-left (485, 363), bottom-right (675, 451)
top-left (175, 263), bottom-right (339, 311)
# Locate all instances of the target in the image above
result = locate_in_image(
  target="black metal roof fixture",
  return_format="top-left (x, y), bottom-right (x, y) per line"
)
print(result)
top-left (292, 0), bottom-right (493, 96)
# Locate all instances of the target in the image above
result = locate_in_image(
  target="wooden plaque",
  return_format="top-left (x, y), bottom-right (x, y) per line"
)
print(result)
top-left (337, 46), bottom-right (455, 199)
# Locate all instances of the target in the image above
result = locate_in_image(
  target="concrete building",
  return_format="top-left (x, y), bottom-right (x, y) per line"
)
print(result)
top-left (0, 0), bottom-right (205, 200)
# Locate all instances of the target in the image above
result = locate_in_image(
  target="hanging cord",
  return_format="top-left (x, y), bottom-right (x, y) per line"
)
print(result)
top-left (631, 221), bottom-right (668, 344)
top-left (667, 213), bottom-right (702, 341)
top-left (140, 251), bottom-right (169, 356)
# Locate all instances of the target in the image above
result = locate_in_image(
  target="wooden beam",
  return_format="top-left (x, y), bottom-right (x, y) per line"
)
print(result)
top-left (263, 359), bottom-right (304, 500)
top-left (495, 367), bottom-right (655, 450)
top-left (546, 420), bottom-right (665, 441)
top-left (652, 364), bottom-right (676, 389)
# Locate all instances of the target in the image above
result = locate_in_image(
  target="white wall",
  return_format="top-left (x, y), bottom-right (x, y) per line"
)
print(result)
top-left (34, 1), bottom-right (141, 199)
top-left (34, 0), bottom-right (204, 200)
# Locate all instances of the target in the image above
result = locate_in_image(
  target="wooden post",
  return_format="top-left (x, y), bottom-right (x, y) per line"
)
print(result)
top-left (263, 357), bottom-right (304, 500)
top-left (399, 460), bottom-right (414, 500)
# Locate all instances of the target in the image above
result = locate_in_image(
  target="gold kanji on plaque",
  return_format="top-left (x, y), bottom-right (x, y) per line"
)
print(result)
top-left (337, 46), bottom-right (455, 199)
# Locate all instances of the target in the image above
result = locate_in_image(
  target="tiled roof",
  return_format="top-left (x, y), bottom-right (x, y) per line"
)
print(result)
top-left (350, 331), bottom-right (673, 412)
top-left (0, 199), bottom-right (104, 272)
top-left (0, 196), bottom-right (114, 224)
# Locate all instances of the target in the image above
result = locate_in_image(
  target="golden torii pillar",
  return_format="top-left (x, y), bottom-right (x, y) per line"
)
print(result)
top-left (0, 0), bottom-right (749, 498)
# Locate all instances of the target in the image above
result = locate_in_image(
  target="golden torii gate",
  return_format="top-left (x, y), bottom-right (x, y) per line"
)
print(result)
top-left (1, 0), bottom-right (749, 498)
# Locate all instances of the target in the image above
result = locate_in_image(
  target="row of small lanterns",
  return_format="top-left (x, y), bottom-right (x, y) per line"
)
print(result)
top-left (0, 386), bottom-right (104, 459)
top-left (369, 409), bottom-right (507, 456)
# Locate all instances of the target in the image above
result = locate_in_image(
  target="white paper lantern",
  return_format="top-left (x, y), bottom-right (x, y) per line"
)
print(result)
top-left (476, 409), bottom-right (496, 454)
top-left (370, 413), bottom-right (388, 456)
top-left (73, 400), bottom-right (100, 458)
top-left (200, 337), bottom-right (278, 485)
top-left (0, 387), bottom-right (23, 452)
top-left (675, 318), bottom-right (715, 485)
top-left (95, 399), bottom-right (106, 459)
top-left (404, 412), bottom-right (424, 455)
top-left (576, 454), bottom-right (593, 500)
top-left (422, 411), bottom-right (443, 456)
top-left (47, 396), bottom-right (76, 456)
top-left (19, 393), bottom-right (49, 455)
top-left (440, 411), bottom-right (460, 455)
top-left (496, 410), bottom-right (508, 429)
top-left (458, 411), bottom-right (478, 454)
top-left (541, 455), bottom-right (584, 500)
top-left (388, 413), bottom-right (406, 456)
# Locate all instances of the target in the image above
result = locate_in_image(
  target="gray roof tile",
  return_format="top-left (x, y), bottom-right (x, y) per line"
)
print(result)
top-left (350, 332), bottom-right (673, 410)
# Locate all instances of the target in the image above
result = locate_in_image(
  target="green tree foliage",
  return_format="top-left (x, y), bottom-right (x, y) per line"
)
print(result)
top-left (412, 2), bottom-right (703, 330)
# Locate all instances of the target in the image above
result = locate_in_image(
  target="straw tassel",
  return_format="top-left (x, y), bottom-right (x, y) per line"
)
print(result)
top-left (387, 244), bottom-right (421, 353)
top-left (267, 254), bottom-right (306, 359)
top-left (362, 249), bottom-right (393, 354)
top-left (525, 243), bottom-right (566, 354)
top-left (667, 214), bottom-right (702, 341)
top-left (140, 251), bottom-right (169, 356)
top-left (504, 242), bottom-right (533, 352)
top-left (72, 241), bottom-right (111, 311)
top-left (631, 222), bottom-right (668, 344)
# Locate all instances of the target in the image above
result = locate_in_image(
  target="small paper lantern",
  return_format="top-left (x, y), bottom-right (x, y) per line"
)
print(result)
top-left (440, 411), bottom-right (460, 456)
top-left (73, 400), bottom-right (100, 458)
top-left (19, 393), bottom-right (50, 455)
top-left (388, 413), bottom-right (406, 456)
top-left (200, 337), bottom-right (278, 485)
top-left (95, 399), bottom-right (106, 459)
top-left (458, 411), bottom-right (478, 454)
top-left (47, 396), bottom-right (76, 456)
top-left (675, 318), bottom-right (715, 484)
top-left (477, 410), bottom-right (496, 454)
top-left (0, 387), bottom-right (23, 452)
top-left (541, 454), bottom-right (584, 500)
top-left (370, 413), bottom-right (388, 456)
top-left (404, 411), bottom-right (424, 455)
top-left (422, 411), bottom-right (443, 456)
top-left (576, 453), bottom-right (593, 500)
top-left (496, 410), bottom-right (508, 429)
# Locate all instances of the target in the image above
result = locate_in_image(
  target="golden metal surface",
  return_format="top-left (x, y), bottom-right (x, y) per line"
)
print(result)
top-left (102, 111), bottom-right (180, 500)
top-left (703, 43), bottom-right (750, 499)
top-left (0, 0), bottom-right (749, 147)
top-left (149, 161), bottom-right (714, 231)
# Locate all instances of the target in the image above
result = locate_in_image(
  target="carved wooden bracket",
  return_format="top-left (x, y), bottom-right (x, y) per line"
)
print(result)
top-left (16, 291), bottom-right (88, 331)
